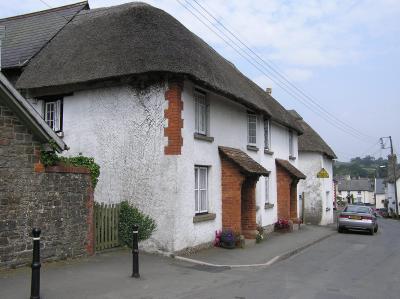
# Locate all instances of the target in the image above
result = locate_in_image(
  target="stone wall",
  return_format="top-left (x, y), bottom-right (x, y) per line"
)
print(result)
top-left (0, 98), bottom-right (94, 269)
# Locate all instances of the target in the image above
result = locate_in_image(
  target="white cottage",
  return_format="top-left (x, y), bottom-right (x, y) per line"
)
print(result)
top-left (9, 2), bottom-right (307, 252)
top-left (289, 110), bottom-right (337, 225)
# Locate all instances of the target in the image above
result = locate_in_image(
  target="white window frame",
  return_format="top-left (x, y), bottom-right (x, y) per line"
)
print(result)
top-left (44, 99), bottom-right (62, 132)
top-left (265, 176), bottom-right (270, 204)
top-left (289, 130), bottom-right (294, 156)
top-left (247, 113), bottom-right (257, 145)
top-left (194, 90), bottom-right (207, 135)
top-left (264, 118), bottom-right (271, 150)
top-left (194, 166), bottom-right (208, 214)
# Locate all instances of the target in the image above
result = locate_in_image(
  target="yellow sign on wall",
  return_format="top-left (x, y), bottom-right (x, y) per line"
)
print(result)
top-left (317, 168), bottom-right (329, 178)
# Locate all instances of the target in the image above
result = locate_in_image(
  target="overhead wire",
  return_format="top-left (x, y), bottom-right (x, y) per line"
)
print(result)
top-left (193, 0), bottom-right (375, 140)
top-left (178, 0), bottom-right (374, 142)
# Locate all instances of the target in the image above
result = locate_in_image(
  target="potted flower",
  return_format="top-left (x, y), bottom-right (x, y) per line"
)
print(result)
top-left (220, 229), bottom-right (236, 249)
top-left (274, 218), bottom-right (291, 232)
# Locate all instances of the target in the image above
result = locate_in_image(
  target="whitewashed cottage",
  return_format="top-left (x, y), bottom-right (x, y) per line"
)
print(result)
top-left (289, 110), bottom-right (336, 225)
top-left (6, 2), bottom-right (308, 253)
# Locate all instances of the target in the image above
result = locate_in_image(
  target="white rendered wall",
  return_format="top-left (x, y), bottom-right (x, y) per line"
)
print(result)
top-left (174, 80), bottom-right (299, 251)
top-left (58, 84), bottom-right (180, 252)
top-left (298, 152), bottom-right (334, 225)
top-left (387, 179), bottom-right (400, 214)
top-left (375, 194), bottom-right (386, 209)
top-left (33, 80), bottom-right (299, 252)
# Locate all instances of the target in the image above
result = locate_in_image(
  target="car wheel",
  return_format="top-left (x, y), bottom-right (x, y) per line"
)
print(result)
top-left (338, 226), bottom-right (344, 233)
top-left (374, 225), bottom-right (378, 233)
top-left (369, 228), bottom-right (374, 235)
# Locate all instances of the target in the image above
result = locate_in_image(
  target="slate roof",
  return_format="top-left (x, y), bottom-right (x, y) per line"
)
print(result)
top-left (0, 72), bottom-right (66, 151)
top-left (15, 2), bottom-right (303, 133)
top-left (0, 1), bottom-right (88, 69)
top-left (288, 110), bottom-right (337, 159)
top-left (375, 178), bottom-right (385, 194)
top-left (275, 159), bottom-right (306, 179)
top-left (219, 146), bottom-right (270, 176)
top-left (338, 178), bottom-right (374, 192)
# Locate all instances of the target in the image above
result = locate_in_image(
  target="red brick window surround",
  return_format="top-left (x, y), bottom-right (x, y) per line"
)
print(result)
top-left (164, 80), bottom-right (183, 155)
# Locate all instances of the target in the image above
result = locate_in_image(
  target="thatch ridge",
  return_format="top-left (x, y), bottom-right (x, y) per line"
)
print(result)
top-left (16, 2), bottom-right (302, 133)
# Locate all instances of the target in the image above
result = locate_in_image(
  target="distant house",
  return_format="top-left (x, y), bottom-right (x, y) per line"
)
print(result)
top-left (289, 110), bottom-right (337, 225)
top-left (338, 178), bottom-right (375, 204)
top-left (375, 178), bottom-right (386, 209)
top-left (386, 174), bottom-right (400, 215)
top-left (3, 2), bottom-right (306, 252)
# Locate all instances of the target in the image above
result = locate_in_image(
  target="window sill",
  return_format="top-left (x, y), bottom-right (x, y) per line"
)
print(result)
top-left (193, 213), bottom-right (216, 223)
top-left (289, 155), bottom-right (296, 161)
top-left (247, 145), bottom-right (259, 152)
top-left (56, 131), bottom-right (64, 138)
top-left (194, 133), bottom-right (214, 143)
top-left (264, 148), bottom-right (274, 155)
top-left (265, 203), bottom-right (275, 209)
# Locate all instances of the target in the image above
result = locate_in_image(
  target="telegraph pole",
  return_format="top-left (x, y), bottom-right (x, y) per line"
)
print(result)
top-left (381, 136), bottom-right (398, 216)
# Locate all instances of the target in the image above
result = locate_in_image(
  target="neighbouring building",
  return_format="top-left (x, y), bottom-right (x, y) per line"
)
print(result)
top-left (338, 178), bottom-right (375, 205)
top-left (375, 178), bottom-right (386, 209)
top-left (289, 110), bottom-right (337, 225)
top-left (4, 2), bottom-right (306, 253)
top-left (386, 175), bottom-right (400, 216)
top-left (0, 1), bottom-right (89, 86)
top-left (0, 72), bottom-right (94, 268)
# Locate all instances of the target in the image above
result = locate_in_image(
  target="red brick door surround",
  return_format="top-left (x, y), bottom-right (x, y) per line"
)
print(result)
top-left (221, 157), bottom-right (259, 239)
top-left (276, 164), bottom-right (298, 220)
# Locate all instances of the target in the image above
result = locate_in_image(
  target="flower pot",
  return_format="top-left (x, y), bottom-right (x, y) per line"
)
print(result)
top-left (220, 241), bottom-right (235, 249)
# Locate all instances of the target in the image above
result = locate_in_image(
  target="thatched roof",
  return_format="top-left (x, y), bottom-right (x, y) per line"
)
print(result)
top-left (0, 1), bottom-right (88, 69)
top-left (276, 159), bottom-right (306, 179)
top-left (16, 2), bottom-right (302, 133)
top-left (288, 110), bottom-right (336, 159)
top-left (219, 146), bottom-right (270, 176)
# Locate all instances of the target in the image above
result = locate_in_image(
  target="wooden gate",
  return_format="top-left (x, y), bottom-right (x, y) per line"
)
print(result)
top-left (94, 203), bottom-right (120, 251)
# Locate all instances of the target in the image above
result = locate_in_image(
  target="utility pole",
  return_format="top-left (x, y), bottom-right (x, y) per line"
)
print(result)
top-left (380, 136), bottom-right (398, 216)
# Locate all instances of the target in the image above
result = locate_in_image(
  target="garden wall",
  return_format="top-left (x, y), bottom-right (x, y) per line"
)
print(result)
top-left (0, 99), bottom-right (94, 269)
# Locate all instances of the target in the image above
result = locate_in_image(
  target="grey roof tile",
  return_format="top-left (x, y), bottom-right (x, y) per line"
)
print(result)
top-left (0, 1), bottom-right (88, 69)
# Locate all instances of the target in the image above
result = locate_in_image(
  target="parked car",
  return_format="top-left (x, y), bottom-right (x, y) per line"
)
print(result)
top-left (377, 208), bottom-right (389, 218)
top-left (337, 205), bottom-right (378, 235)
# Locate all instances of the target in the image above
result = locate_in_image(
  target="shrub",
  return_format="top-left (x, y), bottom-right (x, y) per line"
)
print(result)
top-left (118, 201), bottom-right (156, 247)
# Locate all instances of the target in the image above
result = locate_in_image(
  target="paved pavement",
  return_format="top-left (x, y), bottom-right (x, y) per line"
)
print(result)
top-left (177, 224), bottom-right (335, 266)
top-left (1, 219), bottom-right (399, 298)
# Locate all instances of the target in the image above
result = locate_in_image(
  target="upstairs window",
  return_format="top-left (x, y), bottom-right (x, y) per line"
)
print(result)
top-left (194, 90), bottom-right (207, 135)
top-left (264, 118), bottom-right (271, 150)
top-left (289, 130), bottom-right (294, 156)
top-left (44, 99), bottom-right (62, 132)
top-left (247, 113), bottom-right (257, 145)
top-left (194, 166), bottom-right (208, 214)
top-left (265, 176), bottom-right (270, 204)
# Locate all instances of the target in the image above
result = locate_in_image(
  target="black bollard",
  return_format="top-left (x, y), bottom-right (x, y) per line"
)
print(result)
top-left (30, 228), bottom-right (41, 299)
top-left (131, 224), bottom-right (140, 278)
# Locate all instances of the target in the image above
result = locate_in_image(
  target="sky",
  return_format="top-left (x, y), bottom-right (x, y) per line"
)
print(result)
top-left (1, 0), bottom-right (399, 162)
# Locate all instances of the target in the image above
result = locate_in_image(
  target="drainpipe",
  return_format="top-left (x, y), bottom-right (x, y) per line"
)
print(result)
top-left (0, 25), bottom-right (5, 71)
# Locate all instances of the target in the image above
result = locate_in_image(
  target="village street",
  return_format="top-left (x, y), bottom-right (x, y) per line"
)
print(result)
top-left (1, 218), bottom-right (399, 299)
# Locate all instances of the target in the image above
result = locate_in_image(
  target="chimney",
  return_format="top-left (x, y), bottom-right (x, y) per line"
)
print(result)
top-left (266, 87), bottom-right (272, 95)
top-left (0, 26), bottom-right (5, 71)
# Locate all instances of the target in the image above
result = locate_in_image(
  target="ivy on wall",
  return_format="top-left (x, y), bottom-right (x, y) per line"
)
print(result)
top-left (40, 141), bottom-right (100, 188)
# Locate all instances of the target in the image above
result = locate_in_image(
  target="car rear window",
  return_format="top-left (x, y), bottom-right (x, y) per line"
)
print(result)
top-left (344, 206), bottom-right (370, 213)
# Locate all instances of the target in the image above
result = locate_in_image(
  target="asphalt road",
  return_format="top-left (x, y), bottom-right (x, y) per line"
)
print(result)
top-left (180, 218), bottom-right (400, 299)
top-left (1, 218), bottom-right (399, 299)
